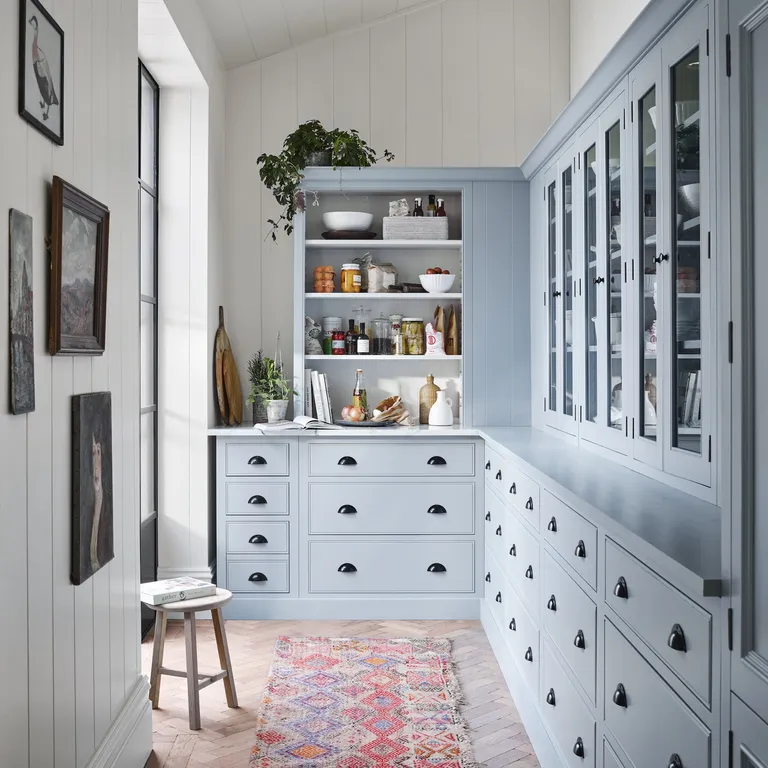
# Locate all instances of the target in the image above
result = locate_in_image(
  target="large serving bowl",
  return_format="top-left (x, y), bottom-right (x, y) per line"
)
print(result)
top-left (419, 273), bottom-right (456, 294)
top-left (678, 183), bottom-right (700, 217)
top-left (322, 211), bottom-right (373, 232)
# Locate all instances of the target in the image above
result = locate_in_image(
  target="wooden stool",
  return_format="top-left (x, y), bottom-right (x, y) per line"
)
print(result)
top-left (144, 588), bottom-right (238, 730)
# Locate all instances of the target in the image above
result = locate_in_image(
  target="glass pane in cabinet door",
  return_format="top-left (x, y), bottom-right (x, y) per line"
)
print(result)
top-left (548, 180), bottom-right (557, 412)
top-left (671, 48), bottom-right (702, 454)
top-left (562, 166), bottom-right (574, 417)
top-left (584, 144), bottom-right (598, 423)
top-left (639, 86), bottom-right (659, 440)
top-left (606, 120), bottom-right (623, 431)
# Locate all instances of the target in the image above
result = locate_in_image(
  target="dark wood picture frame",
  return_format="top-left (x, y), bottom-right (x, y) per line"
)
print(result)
top-left (18, 0), bottom-right (65, 146)
top-left (49, 176), bottom-right (110, 355)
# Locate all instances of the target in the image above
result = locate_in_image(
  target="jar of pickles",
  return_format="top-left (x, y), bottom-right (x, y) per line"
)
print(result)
top-left (341, 263), bottom-right (361, 293)
top-left (402, 318), bottom-right (425, 355)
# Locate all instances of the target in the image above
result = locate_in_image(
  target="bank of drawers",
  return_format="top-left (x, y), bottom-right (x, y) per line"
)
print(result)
top-left (484, 446), bottom-right (540, 528)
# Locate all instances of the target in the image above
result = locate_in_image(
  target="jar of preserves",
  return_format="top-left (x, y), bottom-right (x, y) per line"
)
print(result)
top-left (331, 330), bottom-right (345, 355)
top-left (402, 318), bottom-right (425, 355)
top-left (341, 263), bottom-right (361, 293)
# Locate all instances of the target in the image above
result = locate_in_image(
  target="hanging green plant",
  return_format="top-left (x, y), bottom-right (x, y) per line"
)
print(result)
top-left (257, 120), bottom-right (394, 242)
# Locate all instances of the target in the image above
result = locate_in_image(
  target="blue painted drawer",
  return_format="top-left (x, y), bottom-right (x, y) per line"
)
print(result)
top-left (227, 560), bottom-right (290, 593)
top-left (603, 739), bottom-right (626, 768)
top-left (485, 448), bottom-right (540, 528)
top-left (485, 486), bottom-right (507, 566)
top-left (224, 442), bottom-right (290, 477)
top-left (605, 538), bottom-right (712, 706)
top-left (226, 521), bottom-right (289, 555)
top-left (503, 508), bottom-right (540, 621)
top-left (541, 639), bottom-right (596, 768)
top-left (308, 441), bottom-right (475, 477)
top-left (224, 482), bottom-right (290, 516)
top-left (604, 620), bottom-right (711, 768)
top-left (542, 550), bottom-right (597, 704)
top-left (501, 571), bottom-right (540, 701)
top-left (484, 550), bottom-right (506, 629)
top-left (308, 482), bottom-right (475, 535)
top-left (309, 540), bottom-right (475, 593)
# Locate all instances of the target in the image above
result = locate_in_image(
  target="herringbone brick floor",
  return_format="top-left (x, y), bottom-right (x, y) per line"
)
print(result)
top-left (142, 619), bottom-right (539, 768)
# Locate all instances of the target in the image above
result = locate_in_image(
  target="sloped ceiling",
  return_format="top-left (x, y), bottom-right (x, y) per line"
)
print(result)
top-left (195, 0), bottom-right (438, 69)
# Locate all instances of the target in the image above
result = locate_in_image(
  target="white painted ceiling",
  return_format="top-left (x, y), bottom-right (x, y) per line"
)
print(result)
top-left (195, 0), bottom-right (438, 69)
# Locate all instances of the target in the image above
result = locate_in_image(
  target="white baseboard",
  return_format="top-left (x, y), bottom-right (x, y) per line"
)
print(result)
top-left (157, 565), bottom-right (214, 582)
top-left (86, 676), bottom-right (152, 768)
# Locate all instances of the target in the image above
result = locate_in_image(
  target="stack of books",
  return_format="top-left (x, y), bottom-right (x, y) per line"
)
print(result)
top-left (140, 577), bottom-right (216, 606)
top-left (305, 369), bottom-right (333, 423)
top-left (678, 370), bottom-right (702, 427)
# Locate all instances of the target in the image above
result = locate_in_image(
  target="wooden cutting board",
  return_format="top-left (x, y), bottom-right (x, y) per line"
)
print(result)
top-left (222, 348), bottom-right (243, 425)
top-left (214, 306), bottom-right (242, 425)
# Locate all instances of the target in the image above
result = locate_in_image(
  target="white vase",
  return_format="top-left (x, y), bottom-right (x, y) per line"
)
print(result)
top-left (266, 399), bottom-right (288, 423)
top-left (428, 390), bottom-right (453, 426)
top-left (644, 390), bottom-right (657, 427)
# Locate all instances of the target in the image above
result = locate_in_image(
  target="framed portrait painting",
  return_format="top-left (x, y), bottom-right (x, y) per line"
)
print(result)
top-left (18, 0), bottom-right (64, 145)
top-left (49, 176), bottom-right (110, 355)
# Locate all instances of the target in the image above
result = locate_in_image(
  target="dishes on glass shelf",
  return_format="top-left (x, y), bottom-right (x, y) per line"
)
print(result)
top-left (322, 211), bottom-right (373, 232)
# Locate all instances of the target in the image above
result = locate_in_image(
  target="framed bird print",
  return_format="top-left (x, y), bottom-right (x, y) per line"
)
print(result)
top-left (18, 0), bottom-right (64, 145)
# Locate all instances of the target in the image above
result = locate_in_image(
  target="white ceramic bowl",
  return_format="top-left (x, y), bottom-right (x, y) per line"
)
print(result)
top-left (678, 183), bottom-right (700, 217)
top-left (322, 211), bottom-right (373, 232)
top-left (419, 273), bottom-right (456, 293)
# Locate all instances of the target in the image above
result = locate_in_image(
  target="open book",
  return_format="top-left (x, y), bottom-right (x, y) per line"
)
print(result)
top-left (253, 415), bottom-right (344, 432)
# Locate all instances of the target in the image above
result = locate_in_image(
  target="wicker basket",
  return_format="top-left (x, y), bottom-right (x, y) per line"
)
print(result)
top-left (383, 217), bottom-right (449, 240)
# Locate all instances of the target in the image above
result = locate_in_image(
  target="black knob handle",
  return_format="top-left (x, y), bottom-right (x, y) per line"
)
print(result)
top-left (509, 483), bottom-right (517, 495)
top-left (546, 688), bottom-right (556, 706)
top-left (495, 470), bottom-right (502, 480)
top-left (495, 592), bottom-right (502, 603)
top-left (485, 461), bottom-right (491, 470)
top-left (247, 494), bottom-right (267, 505)
top-left (553, 290), bottom-right (562, 297)
top-left (427, 504), bottom-right (447, 515)
top-left (338, 456), bottom-right (357, 466)
top-left (655, 252), bottom-right (670, 264)
top-left (613, 576), bottom-right (628, 599)
top-left (547, 517), bottom-right (557, 532)
top-left (574, 540), bottom-right (586, 558)
top-left (525, 565), bottom-right (534, 580)
top-left (509, 618), bottom-right (516, 631)
top-left (337, 504), bottom-right (357, 515)
top-left (573, 737), bottom-right (585, 759)
top-left (248, 572), bottom-right (268, 582)
top-left (427, 563), bottom-right (447, 573)
top-left (338, 563), bottom-right (357, 573)
top-left (547, 594), bottom-right (557, 612)
top-left (485, 511), bottom-right (491, 521)
top-left (525, 497), bottom-right (534, 511)
top-left (495, 525), bottom-right (503, 537)
top-left (509, 544), bottom-right (517, 557)
top-left (524, 647), bottom-right (533, 662)
top-left (427, 456), bottom-right (447, 465)
top-left (574, 630), bottom-right (585, 649)
top-left (247, 456), bottom-right (267, 465)
top-left (668, 755), bottom-right (683, 768)
top-left (592, 276), bottom-right (605, 284)
top-left (248, 534), bottom-right (268, 544)
top-left (612, 683), bottom-right (627, 708)
top-left (667, 624), bottom-right (687, 652)
top-left (485, 572), bottom-right (491, 583)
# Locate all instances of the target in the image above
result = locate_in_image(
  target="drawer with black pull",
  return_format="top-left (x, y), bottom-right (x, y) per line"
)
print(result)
top-left (503, 508), bottom-right (540, 620)
top-left (541, 490), bottom-right (597, 591)
top-left (542, 550), bottom-right (597, 703)
top-left (307, 441), bottom-right (476, 477)
top-left (541, 639), bottom-right (597, 768)
top-left (308, 482), bottom-right (475, 535)
top-left (485, 486), bottom-right (508, 566)
top-left (308, 540), bottom-right (474, 593)
top-left (502, 573), bottom-right (540, 700)
top-left (224, 442), bottom-right (290, 477)
top-left (485, 447), bottom-right (540, 528)
top-left (226, 521), bottom-right (289, 555)
top-left (604, 619), bottom-right (711, 768)
top-left (227, 560), bottom-right (290, 593)
top-left (224, 482), bottom-right (290, 516)
top-left (484, 551), bottom-right (506, 629)
top-left (605, 538), bottom-right (712, 706)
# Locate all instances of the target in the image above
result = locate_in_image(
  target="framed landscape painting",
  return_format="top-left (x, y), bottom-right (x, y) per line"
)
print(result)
top-left (18, 0), bottom-right (64, 145)
top-left (49, 176), bottom-right (110, 355)
top-left (9, 209), bottom-right (35, 414)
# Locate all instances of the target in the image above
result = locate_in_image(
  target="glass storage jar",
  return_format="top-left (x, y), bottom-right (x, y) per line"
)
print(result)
top-left (341, 263), bottom-right (361, 293)
top-left (371, 314), bottom-right (392, 355)
top-left (402, 318), bottom-right (425, 355)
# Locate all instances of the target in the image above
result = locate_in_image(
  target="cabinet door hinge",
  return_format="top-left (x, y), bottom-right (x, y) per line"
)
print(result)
top-left (706, 28), bottom-right (710, 56)
top-left (726, 33), bottom-right (732, 77)
top-left (728, 321), bottom-right (734, 363)
top-left (708, 434), bottom-right (712, 462)
top-left (728, 607), bottom-right (733, 651)
top-left (707, 230), bottom-right (711, 259)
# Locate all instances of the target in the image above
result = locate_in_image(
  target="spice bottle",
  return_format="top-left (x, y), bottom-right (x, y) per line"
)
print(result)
top-left (437, 198), bottom-right (446, 217)
top-left (413, 197), bottom-right (424, 217)
top-left (419, 374), bottom-right (440, 424)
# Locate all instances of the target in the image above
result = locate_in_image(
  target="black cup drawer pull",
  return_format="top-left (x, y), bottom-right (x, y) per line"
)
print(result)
top-left (546, 688), bottom-right (556, 706)
top-left (248, 455), bottom-right (267, 465)
top-left (485, 461), bottom-right (491, 470)
top-left (248, 534), bottom-right (268, 544)
top-left (485, 511), bottom-right (491, 521)
top-left (525, 565), bottom-right (534, 580)
top-left (338, 563), bottom-right (357, 573)
top-left (248, 572), bottom-right (268, 582)
top-left (248, 494), bottom-right (267, 505)
top-left (667, 624), bottom-right (687, 652)
top-left (525, 497), bottom-right (534, 511)
top-left (495, 591), bottom-right (502, 603)
top-left (427, 563), bottom-right (447, 573)
top-left (509, 544), bottom-right (517, 557)
top-left (337, 505), bottom-right (357, 515)
top-left (524, 647), bottom-right (533, 662)
top-left (668, 755), bottom-right (683, 768)
top-left (613, 576), bottom-right (629, 599)
top-left (509, 618), bottom-right (516, 631)
top-left (612, 683), bottom-right (627, 708)
top-left (428, 456), bottom-right (447, 466)
top-left (427, 505), bottom-right (447, 515)
top-left (574, 630), bottom-right (585, 649)
top-left (495, 470), bottom-right (502, 480)
top-left (547, 517), bottom-right (557, 532)
top-left (574, 540), bottom-right (586, 558)
top-left (495, 525), bottom-right (503, 537)
top-left (485, 572), bottom-right (491, 583)
top-left (547, 595), bottom-right (557, 612)
top-left (509, 483), bottom-right (517, 495)
top-left (338, 456), bottom-right (357, 466)
top-left (573, 738), bottom-right (585, 759)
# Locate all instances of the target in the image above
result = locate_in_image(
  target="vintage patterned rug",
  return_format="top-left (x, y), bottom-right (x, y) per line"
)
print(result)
top-left (249, 636), bottom-right (480, 767)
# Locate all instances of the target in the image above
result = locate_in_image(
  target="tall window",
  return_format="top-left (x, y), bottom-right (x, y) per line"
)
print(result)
top-left (139, 62), bottom-right (158, 638)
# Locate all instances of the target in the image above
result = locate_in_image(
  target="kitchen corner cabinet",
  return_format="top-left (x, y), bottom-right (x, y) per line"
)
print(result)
top-left (535, 0), bottom-right (714, 489)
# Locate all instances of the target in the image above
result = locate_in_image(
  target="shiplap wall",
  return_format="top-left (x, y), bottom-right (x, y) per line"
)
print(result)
top-left (224, 0), bottom-right (570, 401)
top-left (0, 0), bottom-right (148, 766)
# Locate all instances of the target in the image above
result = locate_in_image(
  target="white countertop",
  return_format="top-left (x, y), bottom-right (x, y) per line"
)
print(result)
top-left (207, 423), bottom-right (480, 438)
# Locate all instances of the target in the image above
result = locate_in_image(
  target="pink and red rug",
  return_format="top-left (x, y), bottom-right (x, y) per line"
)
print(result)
top-left (249, 636), bottom-right (480, 767)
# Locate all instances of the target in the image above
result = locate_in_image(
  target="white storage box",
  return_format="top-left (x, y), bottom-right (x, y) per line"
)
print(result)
top-left (383, 216), bottom-right (449, 240)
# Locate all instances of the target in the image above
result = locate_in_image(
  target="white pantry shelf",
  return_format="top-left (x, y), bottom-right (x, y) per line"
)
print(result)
top-left (305, 239), bottom-right (462, 249)
top-left (305, 292), bottom-right (462, 300)
top-left (305, 354), bottom-right (462, 362)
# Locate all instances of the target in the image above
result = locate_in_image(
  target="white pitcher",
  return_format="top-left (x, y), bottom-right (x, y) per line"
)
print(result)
top-left (428, 390), bottom-right (453, 426)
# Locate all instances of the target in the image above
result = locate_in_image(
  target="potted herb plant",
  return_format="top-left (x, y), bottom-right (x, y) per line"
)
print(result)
top-left (246, 353), bottom-right (297, 423)
top-left (257, 119), bottom-right (395, 242)
top-left (246, 350), bottom-right (268, 424)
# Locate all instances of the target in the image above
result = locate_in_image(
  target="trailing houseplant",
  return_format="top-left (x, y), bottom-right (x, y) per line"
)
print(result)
top-left (246, 352), bottom-right (297, 423)
top-left (257, 119), bottom-right (395, 242)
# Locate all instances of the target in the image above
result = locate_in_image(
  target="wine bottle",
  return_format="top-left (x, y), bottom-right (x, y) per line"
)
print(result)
top-left (356, 322), bottom-right (370, 355)
top-left (344, 319), bottom-right (357, 355)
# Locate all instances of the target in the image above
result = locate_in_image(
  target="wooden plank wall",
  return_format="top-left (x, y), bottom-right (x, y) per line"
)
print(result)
top-left (0, 0), bottom-right (143, 766)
